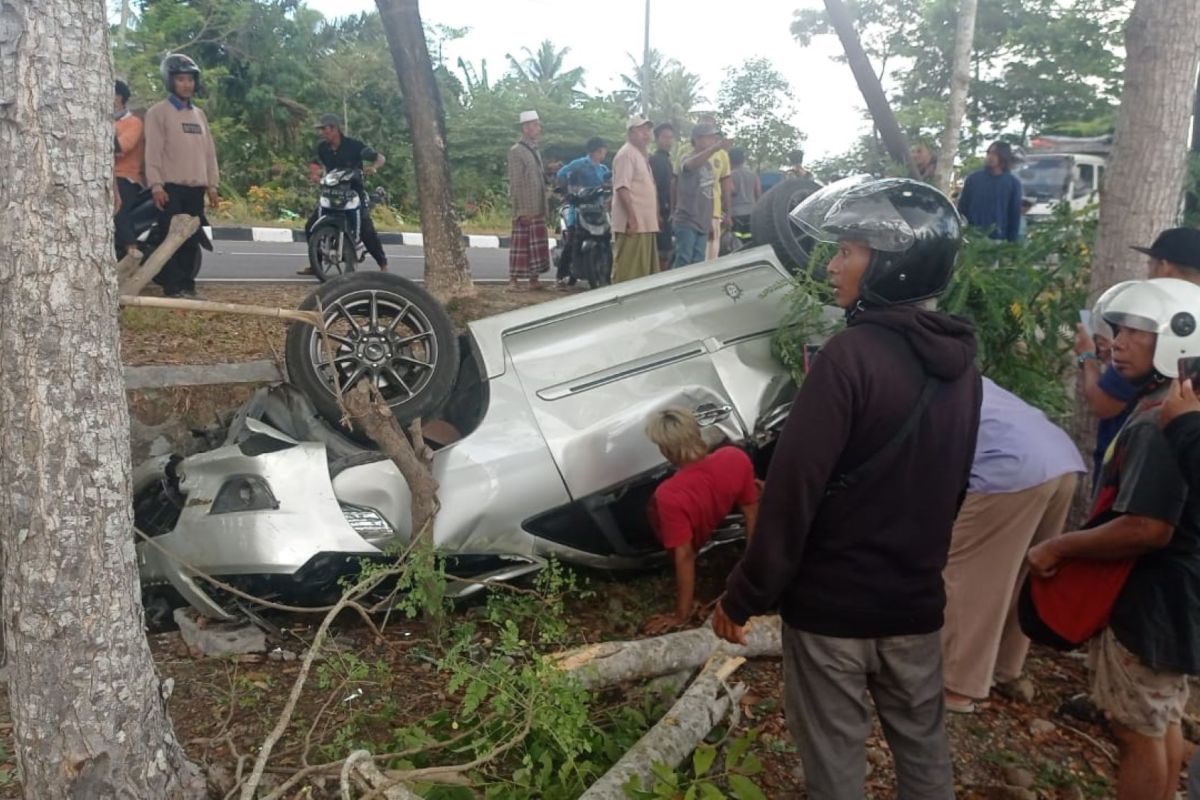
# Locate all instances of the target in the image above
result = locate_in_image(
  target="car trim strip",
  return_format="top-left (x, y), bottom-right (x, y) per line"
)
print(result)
top-left (535, 344), bottom-right (708, 401)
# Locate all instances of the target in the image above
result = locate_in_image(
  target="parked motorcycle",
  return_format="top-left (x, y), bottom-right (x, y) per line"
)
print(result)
top-left (307, 168), bottom-right (374, 282)
top-left (115, 186), bottom-right (213, 264)
top-left (556, 185), bottom-right (613, 290)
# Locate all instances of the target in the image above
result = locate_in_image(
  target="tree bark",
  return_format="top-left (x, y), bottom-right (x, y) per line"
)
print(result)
top-left (0, 3), bottom-right (205, 798)
top-left (1090, 0), bottom-right (1200, 294)
top-left (376, 0), bottom-right (475, 301)
top-left (935, 0), bottom-right (979, 192)
top-left (578, 655), bottom-right (747, 799)
top-left (822, 0), bottom-right (920, 178)
top-left (551, 616), bottom-right (782, 690)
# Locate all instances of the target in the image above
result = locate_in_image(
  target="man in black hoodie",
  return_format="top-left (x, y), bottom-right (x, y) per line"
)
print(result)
top-left (713, 177), bottom-right (982, 799)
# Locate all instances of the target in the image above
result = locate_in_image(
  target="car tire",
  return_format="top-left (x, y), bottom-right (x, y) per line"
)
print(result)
top-left (749, 176), bottom-right (822, 275)
top-left (285, 273), bottom-right (459, 437)
top-left (308, 224), bottom-right (356, 283)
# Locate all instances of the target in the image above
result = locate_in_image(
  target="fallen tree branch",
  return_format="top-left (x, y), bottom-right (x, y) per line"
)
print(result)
top-left (119, 294), bottom-right (324, 327)
top-left (552, 615), bottom-right (781, 689)
top-left (578, 654), bottom-right (748, 799)
top-left (118, 214), bottom-right (201, 295)
top-left (341, 750), bottom-right (422, 800)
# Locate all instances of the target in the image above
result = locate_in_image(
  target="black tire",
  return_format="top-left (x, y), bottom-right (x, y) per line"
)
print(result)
top-left (285, 273), bottom-right (459, 436)
top-left (308, 224), bottom-right (356, 283)
top-left (749, 176), bottom-right (823, 275)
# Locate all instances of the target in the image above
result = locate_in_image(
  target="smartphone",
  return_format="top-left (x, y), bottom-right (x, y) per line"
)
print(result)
top-left (1179, 356), bottom-right (1200, 383)
top-left (1078, 309), bottom-right (1093, 337)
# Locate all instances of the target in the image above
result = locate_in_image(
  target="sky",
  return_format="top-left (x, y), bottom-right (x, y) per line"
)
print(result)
top-left (304, 0), bottom-right (869, 160)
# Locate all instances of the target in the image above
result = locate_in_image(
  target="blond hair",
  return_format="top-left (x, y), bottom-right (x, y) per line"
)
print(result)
top-left (645, 407), bottom-right (708, 466)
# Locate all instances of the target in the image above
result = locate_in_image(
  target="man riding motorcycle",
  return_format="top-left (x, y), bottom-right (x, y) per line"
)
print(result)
top-left (554, 137), bottom-right (610, 287)
top-left (300, 113), bottom-right (388, 276)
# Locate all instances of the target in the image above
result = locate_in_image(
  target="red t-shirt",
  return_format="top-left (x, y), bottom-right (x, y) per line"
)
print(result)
top-left (651, 447), bottom-right (758, 550)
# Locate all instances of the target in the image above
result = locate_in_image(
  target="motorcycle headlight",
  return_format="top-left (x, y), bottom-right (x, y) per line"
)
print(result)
top-left (210, 475), bottom-right (279, 514)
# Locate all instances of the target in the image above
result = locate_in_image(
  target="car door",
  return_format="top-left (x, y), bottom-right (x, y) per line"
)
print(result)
top-left (503, 253), bottom-right (793, 503)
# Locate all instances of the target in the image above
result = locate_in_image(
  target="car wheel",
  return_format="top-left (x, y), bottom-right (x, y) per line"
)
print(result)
top-left (285, 273), bottom-right (459, 436)
top-left (750, 176), bottom-right (822, 275)
top-left (308, 225), bottom-right (356, 283)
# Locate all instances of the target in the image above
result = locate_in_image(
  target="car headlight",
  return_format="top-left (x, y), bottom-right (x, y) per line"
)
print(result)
top-left (340, 504), bottom-right (393, 537)
top-left (210, 475), bottom-right (279, 514)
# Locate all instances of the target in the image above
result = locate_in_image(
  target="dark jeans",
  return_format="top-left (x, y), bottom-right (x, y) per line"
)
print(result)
top-left (154, 184), bottom-right (206, 295)
top-left (556, 228), bottom-right (576, 283)
top-left (306, 200), bottom-right (387, 267)
top-left (114, 178), bottom-right (143, 251)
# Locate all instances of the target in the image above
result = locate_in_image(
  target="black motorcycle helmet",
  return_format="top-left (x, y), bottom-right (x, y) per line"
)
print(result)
top-left (160, 53), bottom-right (202, 96)
top-left (789, 175), bottom-right (962, 306)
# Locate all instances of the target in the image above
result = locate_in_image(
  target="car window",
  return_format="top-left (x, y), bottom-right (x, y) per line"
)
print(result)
top-left (1074, 164), bottom-right (1095, 199)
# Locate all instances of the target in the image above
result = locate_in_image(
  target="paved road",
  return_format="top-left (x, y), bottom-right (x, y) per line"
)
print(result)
top-left (197, 240), bottom-right (515, 284)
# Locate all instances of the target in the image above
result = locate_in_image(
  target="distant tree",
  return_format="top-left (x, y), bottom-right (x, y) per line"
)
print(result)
top-left (504, 40), bottom-right (586, 104)
top-left (717, 57), bottom-right (803, 170)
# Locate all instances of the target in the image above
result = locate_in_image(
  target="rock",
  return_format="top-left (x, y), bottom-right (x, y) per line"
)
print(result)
top-left (866, 747), bottom-right (887, 766)
top-left (267, 648), bottom-right (298, 662)
top-left (173, 608), bottom-right (266, 658)
top-left (996, 788), bottom-right (1036, 800)
top-left (1002, 766), bottom-right (1035, 789)
top-left (994, 677), bottom-right (1037, 703)
top-left (1028, 718), bottom-right (1057, 736)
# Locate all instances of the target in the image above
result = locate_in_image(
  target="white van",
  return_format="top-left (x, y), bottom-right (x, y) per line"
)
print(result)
top-left (1016, 152), bottom-right (1107, 221)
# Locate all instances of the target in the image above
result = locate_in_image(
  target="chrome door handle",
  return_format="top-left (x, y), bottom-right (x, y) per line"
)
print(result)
top-left (694, 403), bottom-right (733, 427)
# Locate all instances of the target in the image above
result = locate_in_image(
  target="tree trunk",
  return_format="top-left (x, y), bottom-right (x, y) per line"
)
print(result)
top-left (551, 616), bottom-right (782, 690)
top-left (0, 3), bottom-right (205, 798)
top-left (579, 655), bottom-right (747, 799)
top-left (822, 0), bottom-right (919, 178)
top-left (935, 0), bottom-right (979, 192)
top-left (376, 0), bottom-right (475, 300)
top-left (1090, 0), bottom-right (1200, 294)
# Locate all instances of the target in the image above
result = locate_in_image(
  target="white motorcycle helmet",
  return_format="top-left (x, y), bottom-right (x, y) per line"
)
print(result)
top-left (1090, 280), bottom-right (1138, 340)
top-left (1101, 278), bottom-right (1200, 378)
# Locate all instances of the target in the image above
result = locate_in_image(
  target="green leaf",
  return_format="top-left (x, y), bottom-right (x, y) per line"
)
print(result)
top-left (727, 774), bottom-right (766, 800)
top-left (724, 735), bottom-right (752, 772)
top-left (650, 761), bottom-right (679, 788)
top-left (736, 753), bottom-right (763, 777)
top-left (698, 781), bottom-right (726, 800)
top-left (693, 744), bottom-right (717, 778)
top-left (684, 785), bottom-right (698, 800)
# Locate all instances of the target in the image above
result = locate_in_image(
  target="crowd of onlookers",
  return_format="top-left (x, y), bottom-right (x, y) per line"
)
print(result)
top-left (621, 162), bottom-right (1200, 797)
top-left (504, 110), bottom-right (813, 292)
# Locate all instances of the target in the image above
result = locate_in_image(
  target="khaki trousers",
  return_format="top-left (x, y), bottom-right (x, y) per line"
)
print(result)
top-left (941, 472), bottom-right (1078, 699)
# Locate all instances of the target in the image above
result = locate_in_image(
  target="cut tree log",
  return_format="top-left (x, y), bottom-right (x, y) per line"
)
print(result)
top-left (117, 214), bottom-right (200, 295)
top-left (341, 751), bottom-right (422, 799)
top-left (119, 295), bottom-right (323, 327)
top-left (552, 616), bottom-right (781, 690)
top-left (578, 654), bottom-right (748, 799)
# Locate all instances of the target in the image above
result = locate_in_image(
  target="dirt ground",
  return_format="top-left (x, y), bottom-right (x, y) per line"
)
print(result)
top-left (0, 282), bottom-right (1177, 797)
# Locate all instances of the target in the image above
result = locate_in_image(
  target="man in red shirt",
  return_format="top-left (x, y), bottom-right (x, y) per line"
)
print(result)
top-left (644, 408), bottom-right (759, 635)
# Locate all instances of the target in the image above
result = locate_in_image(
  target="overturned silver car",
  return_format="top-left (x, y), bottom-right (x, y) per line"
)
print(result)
top-left (134, 182), bottom-right (825, 623)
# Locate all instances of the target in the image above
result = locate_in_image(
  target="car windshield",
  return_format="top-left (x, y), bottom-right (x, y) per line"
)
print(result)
top-left (1015, 157), bottom-right (1071, 200)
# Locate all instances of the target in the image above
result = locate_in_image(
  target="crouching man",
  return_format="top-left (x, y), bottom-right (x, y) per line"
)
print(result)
top-left (643, 408), bottom-right (759, 635)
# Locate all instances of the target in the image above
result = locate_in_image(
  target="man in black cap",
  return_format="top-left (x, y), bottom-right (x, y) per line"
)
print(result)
top-left (302, 113), bottom-right (389, 274)
top-left (1133, 227), bottom-right (1200, 281)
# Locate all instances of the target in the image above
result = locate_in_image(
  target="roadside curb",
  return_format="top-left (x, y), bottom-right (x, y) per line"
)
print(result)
top-left (207, 226), bottom-right (555, 249)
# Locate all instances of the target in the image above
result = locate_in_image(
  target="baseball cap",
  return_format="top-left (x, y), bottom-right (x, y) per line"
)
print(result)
top-left (315, 113), bottom-right (342, 129)
top-left (519, 110), bottom-right (540, 124)
top-left (691, 122), bottom-right (720, 138)
top-left (1131, 227), bottom-right (1200, 269)
top-left (626, 115), bottom-right (653, 130)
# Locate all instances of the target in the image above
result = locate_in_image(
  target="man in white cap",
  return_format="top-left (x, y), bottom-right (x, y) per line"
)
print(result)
top-left (506, 110), bottom-right (551, 291)
top-left (611, 116), bottom-right (659, 283)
